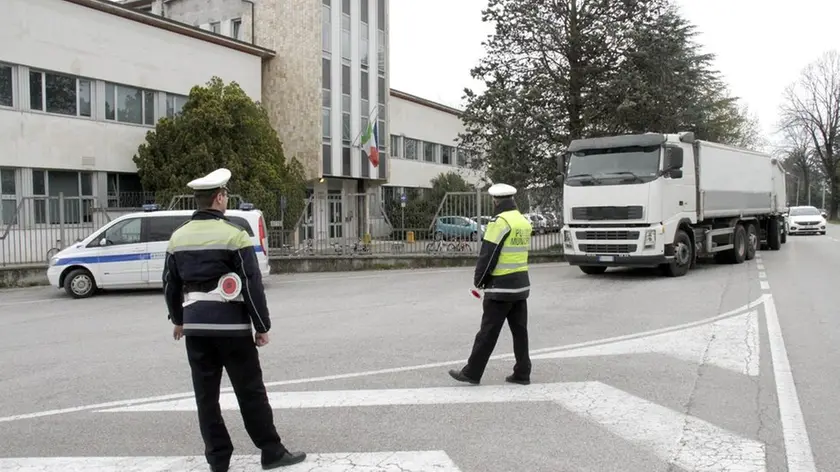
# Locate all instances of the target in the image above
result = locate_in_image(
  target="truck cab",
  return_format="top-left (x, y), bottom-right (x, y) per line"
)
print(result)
top-left (561, 132), bottom-right (694, 274)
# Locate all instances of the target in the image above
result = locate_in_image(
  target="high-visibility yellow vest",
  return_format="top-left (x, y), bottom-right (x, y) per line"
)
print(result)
top-left (483, 210), bottom-right (532, 277)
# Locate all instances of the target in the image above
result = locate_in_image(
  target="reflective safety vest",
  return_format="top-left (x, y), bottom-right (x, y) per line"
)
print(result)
top-left (481, 209), bottom-right (533, 300)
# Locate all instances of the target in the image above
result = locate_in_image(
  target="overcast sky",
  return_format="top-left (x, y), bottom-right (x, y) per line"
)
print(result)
top-left (388, 0), bottom-right (840, 147)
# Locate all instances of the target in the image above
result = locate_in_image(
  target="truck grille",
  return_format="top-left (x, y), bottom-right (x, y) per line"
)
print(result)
top-left (579, 244), bottom-right (637, 253)
top-left (575, 230), bottom-right (640, 240)
top-left (571, 206), bottom-right (643, 220)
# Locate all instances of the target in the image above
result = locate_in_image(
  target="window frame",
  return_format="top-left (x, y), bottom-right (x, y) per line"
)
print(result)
top-left (88, 216), bottom-right (143, 248)
top-left (104, 81), bottom-right (157, 126)
top-left (0, 63), bottom-right (14, 109)
top-left (31, 169), bottom-right (95, 226)
top-left (28, 68), bottom-right (93, 119)
top-left (0, 167), bottom-right (17, 226)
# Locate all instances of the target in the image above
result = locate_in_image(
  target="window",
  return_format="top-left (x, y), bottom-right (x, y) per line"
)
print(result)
top-left (31, 169), bottom-right (94, 225)
top-left (404, 138), bottom-right (418, 160)
top-left (390, 135), bottom-right (400, 157)
top-left (361, 0), bottom-right (368, 22)
top-left (322, 58), bottom-right (331, 89)
top-left (99, 217), bottom-right (142, 246)
top-left (166, 93), bottom-right (188, 118)
top-left (342, 64), bottom-right (350, 144)
top-left (105, 82), bottom-right (156, 125)
top-left (361, 70), bottom-right (369, 100)
top-left (341, 14), bottom-right (350, 60)
top-left (424, 142), bottom-right (437, 162)
top-left (360, 22), bottom-right (369, 68)
top-left (0, 168), bottom-right (16, 226)
top-left (323, 58), bottom-right (332, 141)
top-left (0, 64), bottom-right (12, 108)
top-left (441, 145), bottom-right (453, 165)
top-left (210, 22), bottom-right (220, 33)
top-left (231, 18), bottom-right (242, 40)
top-left (377, 0), bottom-right (386, 29)
top-left (377, 30), bottom-right (386, 73)
top-left (322, 107), bottom-right (331, 139)
top-left (342, 146), bottom-right (351, 176)
top-left (28, 70), bottom-right (91, 117)
top-left (378, 151), bottom-right (387, 179)
top-left (322, 4), bottom-right (331, 52)
top-left (107, 172), bottom-right (147, 208)
top-left (146, 215), bottom-right (190, 242)
top-left (342, 0), bottom-right (350, 14)
top-left (323, 143), bottom-right (332, 175)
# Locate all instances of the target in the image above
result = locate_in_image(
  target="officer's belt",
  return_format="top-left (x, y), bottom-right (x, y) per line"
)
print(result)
top-left (184, 291), bottom-right (244, 303)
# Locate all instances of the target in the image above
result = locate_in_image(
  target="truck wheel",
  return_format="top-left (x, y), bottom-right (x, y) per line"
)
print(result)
top-left (781, 229), bottom-right (787, 244)
top-left (579, 266), bottom-right (607, 275)
top-left (730, 224), bottom-right (747, 264)
top-left (767, 218), bottom-right (781, 250)
top-left (745, 223), bottom-right (758, 261)
top-left (663, 229), bottom-right (692, 277)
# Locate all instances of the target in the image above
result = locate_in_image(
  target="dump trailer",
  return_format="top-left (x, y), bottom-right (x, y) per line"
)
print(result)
top-left (559, 131), bottom-right (788, 277)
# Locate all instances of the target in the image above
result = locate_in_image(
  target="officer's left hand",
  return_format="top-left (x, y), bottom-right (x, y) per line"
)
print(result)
top-left (173, 325), bottom-right (184, 341)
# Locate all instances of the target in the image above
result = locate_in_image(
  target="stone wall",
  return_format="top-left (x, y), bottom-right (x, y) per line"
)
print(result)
top-left (255, 0), bottom-right (322, 182)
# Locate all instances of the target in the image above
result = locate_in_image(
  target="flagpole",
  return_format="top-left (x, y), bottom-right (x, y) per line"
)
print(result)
top-left (352, 105), bottom-right (380, 148)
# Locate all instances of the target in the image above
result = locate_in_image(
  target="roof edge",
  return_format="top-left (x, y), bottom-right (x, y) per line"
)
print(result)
top-left (390, 88), bottom-right (463, 117)
top-left (62, 0), bottom-right (276, 59)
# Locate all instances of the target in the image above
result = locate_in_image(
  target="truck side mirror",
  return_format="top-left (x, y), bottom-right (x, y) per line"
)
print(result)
top-left (665, 147), bottom-right (684, 170)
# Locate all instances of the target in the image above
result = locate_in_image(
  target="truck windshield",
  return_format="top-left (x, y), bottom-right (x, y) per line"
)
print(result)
top-left (566, 145), bottom-right (661, 186)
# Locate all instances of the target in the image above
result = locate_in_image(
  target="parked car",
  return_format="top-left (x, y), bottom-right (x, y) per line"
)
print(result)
top-left (433, 216), bottom-right (481, 241)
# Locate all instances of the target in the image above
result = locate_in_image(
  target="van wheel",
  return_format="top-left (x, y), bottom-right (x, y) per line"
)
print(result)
top-left (63, 268), bottom-right (97, 299)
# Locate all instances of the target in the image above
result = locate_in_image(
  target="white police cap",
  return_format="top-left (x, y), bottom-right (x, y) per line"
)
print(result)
top-left (187, 168), bottom-right (231, 191)
top-left (488, 183), bottom-right (517, 197)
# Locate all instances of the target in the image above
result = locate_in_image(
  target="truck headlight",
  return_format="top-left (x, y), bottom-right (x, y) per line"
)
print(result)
top-left (563, 230), bottom-right (572, 248)
top-left (644, 229), bottom-right (656, 248)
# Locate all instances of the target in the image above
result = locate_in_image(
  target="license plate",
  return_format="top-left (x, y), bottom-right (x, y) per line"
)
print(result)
top-left (597, 255), bottom-right (615, 262)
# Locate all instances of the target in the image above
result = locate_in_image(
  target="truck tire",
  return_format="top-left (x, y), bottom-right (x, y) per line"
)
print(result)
top-left (730, 224), bottom-right (747, 263)
top-left (745, 223), bottom-right (758, 261)
top-left (579, 266), bottom-right (607, 275)
top-left (662, 229), bottom-right (692, 277)
top-left (767, 218), bottom-right (781, 250)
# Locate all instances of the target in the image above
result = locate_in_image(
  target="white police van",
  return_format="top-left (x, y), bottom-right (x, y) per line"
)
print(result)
top-left (46, 203), bottom-right (271, 299)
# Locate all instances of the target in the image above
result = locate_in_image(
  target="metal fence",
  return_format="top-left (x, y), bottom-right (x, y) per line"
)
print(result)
top-left (0, 188), bottom-right (564, 267)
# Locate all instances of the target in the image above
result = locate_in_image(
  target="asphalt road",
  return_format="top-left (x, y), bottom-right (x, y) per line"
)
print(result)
top-left (0, 227), bottom-right (835, 471)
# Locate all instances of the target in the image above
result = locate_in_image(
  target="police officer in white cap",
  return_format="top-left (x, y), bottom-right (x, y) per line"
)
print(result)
top-left (163, 168), bottom-right (306, 471)
top-left (449, 183), bottom-right (534, 386)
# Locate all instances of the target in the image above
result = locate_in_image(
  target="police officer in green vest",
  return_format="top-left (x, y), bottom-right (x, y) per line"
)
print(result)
top-left (449, 183), bottom-right (533, 386)
top-left (163, 168), bottom-right (306, 471)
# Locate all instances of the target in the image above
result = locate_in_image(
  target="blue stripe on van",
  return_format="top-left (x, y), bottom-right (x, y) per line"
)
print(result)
top-left (55, 245), bottom-right (264, 266)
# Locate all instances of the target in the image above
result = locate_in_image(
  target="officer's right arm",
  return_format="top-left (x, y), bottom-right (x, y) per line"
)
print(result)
top-left (232, 230), bottom-right (272, 333)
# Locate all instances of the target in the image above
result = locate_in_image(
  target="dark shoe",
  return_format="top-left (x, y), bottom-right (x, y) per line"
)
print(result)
top-left (262, 450), bottom-right (307, 469)
top-left (448, 369), bottom-right (479, 385)
top-left (209, 464), bottom-right (229, 472)
top-left (505, 374), bottom-right (530, 385)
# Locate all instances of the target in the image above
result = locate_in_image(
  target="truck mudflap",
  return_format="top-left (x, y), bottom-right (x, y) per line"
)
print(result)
top-left (565, 254), bottom-right (670, 268)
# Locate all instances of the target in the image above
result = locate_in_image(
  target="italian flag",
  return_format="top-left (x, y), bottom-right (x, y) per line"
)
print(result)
top-left (361, 121), bottom-right (380, 167)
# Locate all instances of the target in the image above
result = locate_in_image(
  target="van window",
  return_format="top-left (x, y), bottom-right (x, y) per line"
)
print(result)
top-left (146, 215), bottom-right (191, 242)
top-left (227, 216), bottom-right (255, 236)
top-left (103, 218), bottom-right (143, 246)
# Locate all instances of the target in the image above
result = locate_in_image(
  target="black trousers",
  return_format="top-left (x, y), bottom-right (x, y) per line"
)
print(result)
top-left (185, 335), bottom-right (286, 467)
top-left (462, 298), bottom-right (531, 381)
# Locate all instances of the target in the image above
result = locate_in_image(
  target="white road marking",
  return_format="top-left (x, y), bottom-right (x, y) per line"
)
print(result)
top-left (758, 271), bottom-right (766, 279)
top-left (0, 451), bottom-right (462, 471)
top-left (0, 295), bottom-right (767, 423)
top-left (756, 264), bottom-right (765, 270)
top-left (531, 311), bottom-right (760, 376)
top-left (762, 295), bottom-right (817, 472)
top-left (760, 280), bottom-right (770, 290)
top-left (99, 381), bottom-right (766, 472)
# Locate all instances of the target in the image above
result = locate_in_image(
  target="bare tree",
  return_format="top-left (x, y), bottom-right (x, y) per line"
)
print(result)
top-left (777, 120), bottom-right (823, 204)
top-left (779, 49), bottom-right (840, 217)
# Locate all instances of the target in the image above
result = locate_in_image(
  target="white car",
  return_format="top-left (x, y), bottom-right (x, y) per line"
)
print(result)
top-left (46, 204), bottom-right (271, 299)
top-left (786, 205), bottom-right (827, 236)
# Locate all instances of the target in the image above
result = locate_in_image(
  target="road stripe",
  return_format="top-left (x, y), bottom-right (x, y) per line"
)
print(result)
top-left (98, 381), bottom-right (766, 472)
top-left (760, 280), bottom-right (770, 290)
top-left (757, 263), bottom-right (765, 270)
top-left (763, 295), bottom-right (817, 471)
top-left (532, 311), bottom-right (760, 376)
top-left (0, 451), bottom-right (462, 471)
top-left (0, 294), bottom-right (766, 423)
top-left (758, 271), bottom-right (766, 279)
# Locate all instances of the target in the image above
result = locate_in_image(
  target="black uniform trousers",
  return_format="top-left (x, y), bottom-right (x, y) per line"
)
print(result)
top-left (185, 335), bottom-right (287, 468)
top-left (462, 297), bottom-right (531, 381)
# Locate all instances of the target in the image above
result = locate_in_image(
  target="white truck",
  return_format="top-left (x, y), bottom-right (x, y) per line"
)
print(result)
top-left (559, 131), bottom-right (788, 277)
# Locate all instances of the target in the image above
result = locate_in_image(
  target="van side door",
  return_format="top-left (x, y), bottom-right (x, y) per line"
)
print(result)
top-left (93, 216), bottom-right (146, 287)
top-left (143, 215), bottom-right (190, 285)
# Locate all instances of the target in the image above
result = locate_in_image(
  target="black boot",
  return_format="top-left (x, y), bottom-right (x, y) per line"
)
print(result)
top-left (261, 449), bottom-right (307, 469)
top-left (505, 374), bottom-right (530, 385)
top-left (448, 369), bottom-right (479, 385)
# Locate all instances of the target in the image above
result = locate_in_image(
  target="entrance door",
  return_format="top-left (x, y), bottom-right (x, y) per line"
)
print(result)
top-left (328, 193), bottom-right (343, 239)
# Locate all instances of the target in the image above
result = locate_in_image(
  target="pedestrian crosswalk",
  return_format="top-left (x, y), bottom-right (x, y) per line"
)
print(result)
top-left (0, 293), bottom-right (785, 471)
